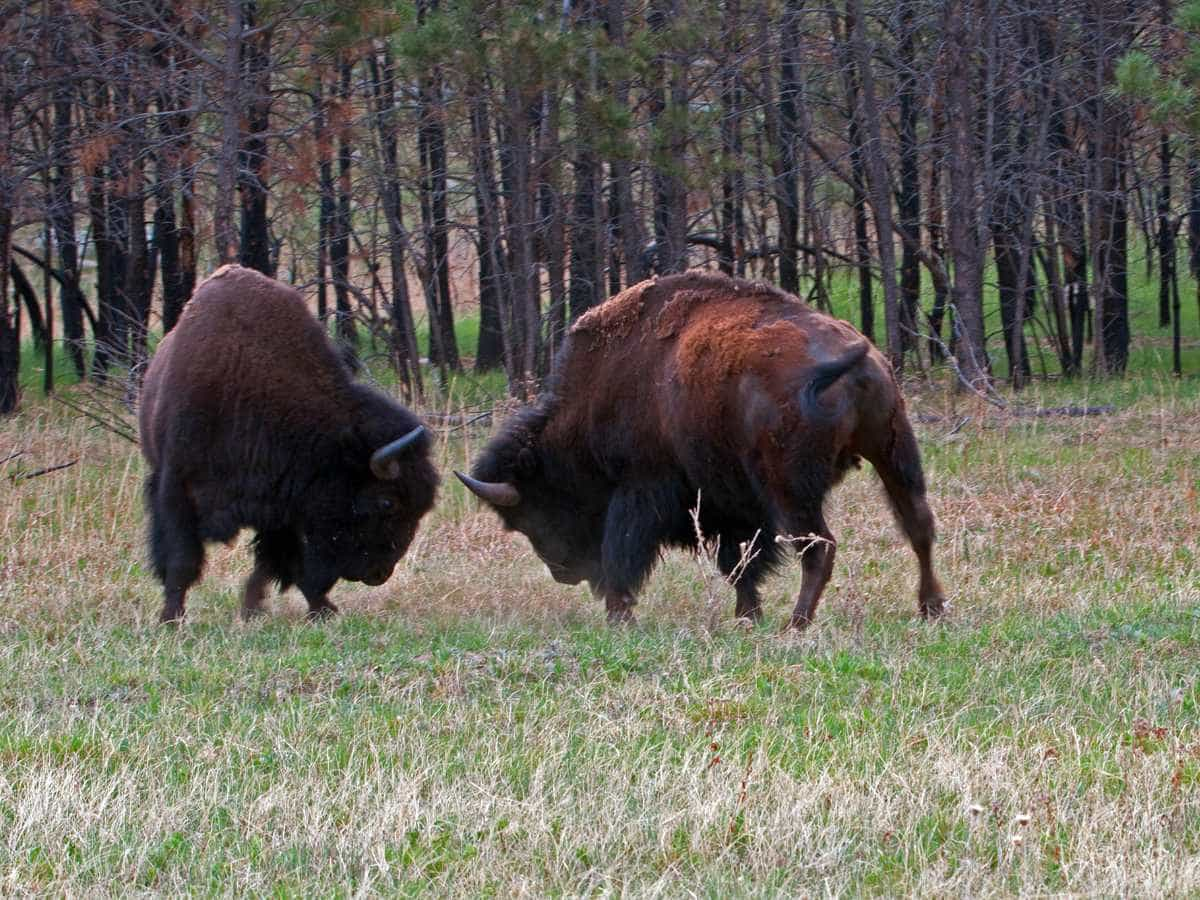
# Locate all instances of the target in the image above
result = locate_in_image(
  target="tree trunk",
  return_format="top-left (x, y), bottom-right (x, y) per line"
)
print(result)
top-left (332, 57), bottom-right (356, 359)
top-left (1157, 131), bottom-right (1173, 329)
top-left (942, 1), bottom-right (989, 386)
top-left (500, 79), bottom-right (540, 389)
top-left (648, 0), bottom-right (688, 274)
top-left (314, 63), bottom-right (332, 323)
top-left (238, 1), bottom-right (272, 275)
top-left (1087, 1), bottom-right (1130, 376)
top-left (537, 84), bottom-right (567, 372)
top-left (606, 0), bottom-right (646, 286)
top-left (49, 15), bottom-right (85, 377)
top-left (719, 0), bottom-right (744, 278)
top-left (850, 0), bottom-right (903, 371)
top-left (416, 0), bottom-right (460, 372)
top-left (896, 0), bottom-right (921, 361)
top-left (927, 101), bottom-right (948, 362)
top-left (367, 42), bottom-right (422, 395)
top-left (568, 0), bottom-right (603, 323)
top-left (0, 203), bottom-right (15, 415)
top-left (214, 0), bottom-right (242, 264)
top-left (469, 78), bottom-right (508, 373)
top-left (775, 0), bottom-right (801, 295)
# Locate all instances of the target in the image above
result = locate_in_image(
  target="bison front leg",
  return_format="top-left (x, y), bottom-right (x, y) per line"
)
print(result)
top-left (604, 591), bottom-right (637, 625)
top-left (296, 552), bottom-right (339, 621)
top-left (597, 485), bottom-right (671, 628)
top-left (241, 564), bottom-right (271, 620)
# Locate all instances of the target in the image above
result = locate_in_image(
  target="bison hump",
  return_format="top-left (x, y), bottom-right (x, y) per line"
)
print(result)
top-left (570, 277), bottom-right (656, 340)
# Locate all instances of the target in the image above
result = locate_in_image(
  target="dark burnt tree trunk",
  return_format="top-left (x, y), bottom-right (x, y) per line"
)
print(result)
top-left (836, 10), bottom-right (873, 344)
top-left (896, 0), bottom-right (921, 362)
top-left (89, 81), bottom-right (129, 383)
top-left (1157, 131), bottom-right (1174, 330)
top-left (537, 87), bottom-right (568, 372)
top-left (990, 95), bottom-right (1033, 381)
top-left (416, 0), bottom-right (460, 371)
top-left (214, 0), bottom-right (242, 265)
top-left (648, 0), bottom-right (688, 274)
top-left (238, 1), bottom-right (272, 276)
top-left (1087, 1), bottom-right (1130, 376)
top-left (122, 82), bottom-right (152, 379)
top-left (314, 62), bottom-right (333, 323)
top-left (606, 0), bottom-right (646, 286)
top-left (568, 0), bottom-right (603, 323)
top-left (49, 13), bottom-right (86, 377)
top-left (151, 11), bottom-right (193, 334)
top-left (942, 0), bottom-right (989, 386)
top-left (469, 76), bottom-right (507, 373)
top-left (1049, 98), bottom-right (1088, 374)
top-left (332, 57), bottom-right (356, 358)
top-left (499, 76), bottom-right (540, 387)
top-left (927, 100), bottom-right (948, 362)
top-left (1190, 148), bottom-right (1200, 342)
top-left (850, 0), bottom-right (902, 371)
top-left (0, 82), bottom-right (14, 414)
top-left (1188, 147), bottom-right (1200, 287)
top-left (774, 0), bottom-right (801, 296)
top-left (719, 0), bottom-right (744, 277)
top-left (153, 75), bottom-right (184, 334)
top-left (0, 207), bottom-right (14, 414)
top-left (367, 41), bottom-right (422, 395)
top-left (41, 192), bottom-right (53, 394)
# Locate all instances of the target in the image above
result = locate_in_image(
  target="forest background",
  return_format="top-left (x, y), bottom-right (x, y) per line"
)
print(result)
top-left (2, 0), bottom-right (1200, 414)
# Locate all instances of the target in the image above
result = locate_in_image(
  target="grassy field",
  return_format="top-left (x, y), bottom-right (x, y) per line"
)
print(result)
top-left (2, 264), bottom-right (1200, 893)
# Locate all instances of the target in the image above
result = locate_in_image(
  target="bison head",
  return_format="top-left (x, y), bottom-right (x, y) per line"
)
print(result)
top-left (308, 423), bottom-right (438, 586)
top-left (456, 437), bottom-right (602, 587)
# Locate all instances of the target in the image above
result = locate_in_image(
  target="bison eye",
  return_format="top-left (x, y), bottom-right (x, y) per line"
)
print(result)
top-left (378, 498), bottom-right (394, 513)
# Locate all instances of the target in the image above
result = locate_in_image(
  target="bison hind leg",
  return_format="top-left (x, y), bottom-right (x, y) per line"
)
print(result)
top-left (774, 504), bottom-right (836, 630)
top-left (146, 470), bottom-right (204, 624)
top-left (864, 418), bottom-right (946, 620)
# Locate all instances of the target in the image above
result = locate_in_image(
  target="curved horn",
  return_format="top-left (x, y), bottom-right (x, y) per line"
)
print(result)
top-left (370, 426), bottom-right (426, 480)
top-left (454, 470), bottom-right (520, 507)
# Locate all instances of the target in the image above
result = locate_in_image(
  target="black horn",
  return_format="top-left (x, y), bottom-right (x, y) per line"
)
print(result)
top-left (454, 470), bottom-right (520, 507)
top-left (370, 426), bottom-right (426, 480)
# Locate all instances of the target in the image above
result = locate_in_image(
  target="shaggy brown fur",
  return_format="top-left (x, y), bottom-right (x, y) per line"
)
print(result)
top-left (139, 265), bottom-right (438, 623)
top-left (467, 269), bottom-right (945, 628)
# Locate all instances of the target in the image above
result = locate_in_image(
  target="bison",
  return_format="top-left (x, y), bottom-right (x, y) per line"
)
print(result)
top-left (457, 270), bottom-right (945, 628)
top-left (138, 264), bottom-right (438, 622)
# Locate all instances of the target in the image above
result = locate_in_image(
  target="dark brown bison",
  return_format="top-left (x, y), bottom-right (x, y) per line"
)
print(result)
top-left (138, 264), bottom-right (438, 622)
top-left (458, 270), bottom-right (945, 628)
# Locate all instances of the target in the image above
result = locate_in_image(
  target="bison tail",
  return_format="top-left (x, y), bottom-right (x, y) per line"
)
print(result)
top-left (800, 340), bottom-right (870, 420)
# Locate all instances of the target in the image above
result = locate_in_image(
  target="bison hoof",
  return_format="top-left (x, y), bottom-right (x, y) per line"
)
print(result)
top-left (159, 609), bottom-right (185, 626)
top-left (921, 596), bottom-right (947, 619)
top-left (241, 604), bottom-right (266, 622)
top-left (785, 615), bottom-right (814, 632)
top-left (306, 600), bottom-right (339, 621)
top-left (606, 609), bottom-right (636, 627)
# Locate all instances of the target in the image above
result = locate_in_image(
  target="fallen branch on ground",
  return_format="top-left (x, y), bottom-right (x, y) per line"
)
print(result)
top-left (10, 459), bottom-right (78, 482)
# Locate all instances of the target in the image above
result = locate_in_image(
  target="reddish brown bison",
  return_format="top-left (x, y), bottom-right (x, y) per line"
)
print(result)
top-left (138, 265), bottom-right (437, 622)
top-left (458, 270), bottom-right (945, 627)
